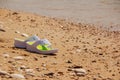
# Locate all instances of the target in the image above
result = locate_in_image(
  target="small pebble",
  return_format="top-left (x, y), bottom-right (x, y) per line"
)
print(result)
top-left (72, 65), bottom-right (83, 68)
top-left (3, 53), bottom-right (9, 58)
top-left (15, 31), bottom-right (20, 33)
top-left (60, 25), bottom-right (64, 28)
top-left (10, 74), bottom-right (25, 79)
top-left (73, 68), bottom-right (86, 73)
top-left (26, 73), bottom-right (35, 76)
top-left (21, 33), bottom-right (29, 37)
top-left (25, 69), bottom-right (34, 73)
top-left (0, 70), bottom-right (10, 75)
top-left (68, 68), bottom-right (87, 76)
top-left (20, 65), bottom-right (27, 69)
top-left (13, 56), bottom-right (24, 60)
top-left (8, 60), bottom-right (13, 63)
top-left (57, 72), bottom-right (64, 76)
top-left (42, 64), bottom-right (46, 67)
top-left (12, 12), bottom-right (18, 15)
top-left (76, 72), bottom-right (86, 76)
top-left (0, 28), bottom-right (6, 32)
top-left (66, 60), bottom-right (72, 63)
top-left (44, 72), bottom-right (54, 76)
top-left (73, 68), bottom-right (86, 76)
top-left (17, 67), bottom-right (23, 72)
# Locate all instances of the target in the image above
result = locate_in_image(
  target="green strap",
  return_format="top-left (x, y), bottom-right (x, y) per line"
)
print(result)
top-left (37, 44), bottom-right (51, 51)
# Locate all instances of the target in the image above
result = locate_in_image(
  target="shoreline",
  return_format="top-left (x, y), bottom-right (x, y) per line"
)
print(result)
top-left (0, 8), bottom-right (120, 80)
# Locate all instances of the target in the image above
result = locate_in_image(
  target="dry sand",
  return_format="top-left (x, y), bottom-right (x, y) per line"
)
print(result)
top-left (0, 8), bottom-right (120, 80)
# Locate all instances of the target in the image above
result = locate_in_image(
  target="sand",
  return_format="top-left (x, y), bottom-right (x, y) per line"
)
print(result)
top-left (0, 8), bottom-right (120, 80)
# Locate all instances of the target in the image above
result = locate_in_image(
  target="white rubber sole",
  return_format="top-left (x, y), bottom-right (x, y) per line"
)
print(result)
top-left (14, 39), bottom-right (26, 48)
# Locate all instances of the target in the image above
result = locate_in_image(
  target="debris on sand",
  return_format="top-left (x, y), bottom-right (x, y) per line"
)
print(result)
top-left (0, 28), bottom-right (6, 32)
top-left (68, 68), bottom-right (87, 76)
top-left (0, 70), bottom-right (10, 75)
top-left (15, 31), bottom-right (20, 34)
top-left (21, 33), bottom-right (29, 37)
top-left (13, 56), bottom-right (24, 60)
top-left (44, 72), bottom-right (54, 78)
top-left (2, 53), bottom-right (10, 58)
top-left (10, 74), bottom-right (25, 79)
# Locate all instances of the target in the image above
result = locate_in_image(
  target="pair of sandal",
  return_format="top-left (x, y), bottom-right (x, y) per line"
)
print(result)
top-left (14, 35), bottom-right (58, 54)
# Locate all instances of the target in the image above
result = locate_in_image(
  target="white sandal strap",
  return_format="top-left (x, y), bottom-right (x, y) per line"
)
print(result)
top-left (31, 39), bottom-right (51, 48)
top-left (25, 35), bottom-right (40, 42)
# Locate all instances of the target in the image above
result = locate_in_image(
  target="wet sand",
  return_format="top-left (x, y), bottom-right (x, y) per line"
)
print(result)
top-left (0, 8), bottom-right (120, 80)
top-left (0, 0), bottom-right (120, 31)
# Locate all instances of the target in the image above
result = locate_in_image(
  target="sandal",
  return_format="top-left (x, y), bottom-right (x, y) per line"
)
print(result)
top-left (26, 39), bottom-right (58, 54)
top-left (14, 35), bottom-right (40, 48)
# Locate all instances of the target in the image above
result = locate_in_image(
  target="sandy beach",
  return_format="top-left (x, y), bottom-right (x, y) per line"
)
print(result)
top-left (0, 8), bottom-right (120, 80)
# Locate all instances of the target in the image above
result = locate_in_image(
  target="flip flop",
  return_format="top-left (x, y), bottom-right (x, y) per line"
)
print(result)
top-left (14, 35), bottom-right (40, 48)
top-left (26, 39), bottom-right (58, 54)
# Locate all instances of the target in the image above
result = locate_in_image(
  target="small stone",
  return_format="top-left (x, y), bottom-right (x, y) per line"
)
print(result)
top-left (68, 65), bottom-right (83, 68)
top-left (44, 72), bottom-right (54, 77)
top-left (76, 49), bottom-right (81, 53)
top-left (12, 12), bottom-right (19, 15)
top-left (60, 25), bottom-right (64, 28)
top-left (43, 55), bottom-right (47, 57)
top-left (73, 65), bottom-right (83, 68)
top-left (92, 60), bottom-right (96, 63)
top-left (25, 69), bottom-right (34, 73)
top-left (76, 72), bottom-right (86, 76)
top-left (10, 74), bottom-right (25, 79)
top-left (0, 28), bottom-right (6, 32)
top-left (8, 60), bottom-right (13, 63)
top-left (42, 64), bottom-right (46, 67)
top-left (17, 67), bottom-right (23, 72)
top-left (68, 67), bottom-right (87, 76)
top-left (34, 57), bottom-right (38, 61)
top-left (21, 33), bottom-right (29, 37)
top-left (13, 56), bottom-right (24, 60)
top-left (26, 73), bottom-right (35, 76)
top-left (57, 72), bottom-right (64, 76)
top-left (74, 69), bottom-right (86, 73)
top-left (20, 65), bottom-right (27, 69)
top-left (66, 60), bottom-right (72, 63)
top-left (30, 19), bottom-right (36, 22)
top-left (73, 68), bottom-right (86, 76)
top-left (0, 70), bottom-right (10, 75)
top-left (3, 53), bottom-right (9, 58)
top-left (15, 31), bottom-right (20, 33)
